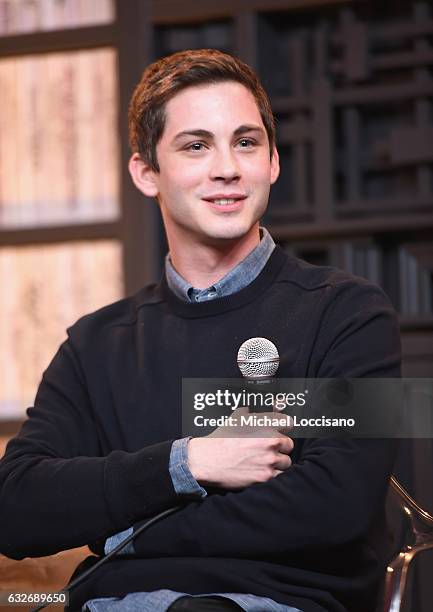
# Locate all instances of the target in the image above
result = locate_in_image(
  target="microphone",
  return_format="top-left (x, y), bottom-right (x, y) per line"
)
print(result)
top-left (236, 338), bottom-right (280, 414)
top-left (237, 337), bottom-right (279, 382)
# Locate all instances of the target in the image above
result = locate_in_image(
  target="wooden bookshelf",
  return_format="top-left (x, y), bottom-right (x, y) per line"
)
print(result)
top-left (0, 221), bottom-right (121, 247)
top-left (0, 24), bottom-right (115, 56)
top-left (0, 1), bottom-right (125, 426)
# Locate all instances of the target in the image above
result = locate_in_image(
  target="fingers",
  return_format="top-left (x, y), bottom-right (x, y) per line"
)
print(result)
top-left (276, 418), bottom-right (292, 434)
top-left (208, 408), bottom-right (293, 442)
top-left (273, 454), bottom-right (292, 471)
top-left (276, 436), bottom-right (294, 455)
top-left (248, 411), bottom-right (293, 433)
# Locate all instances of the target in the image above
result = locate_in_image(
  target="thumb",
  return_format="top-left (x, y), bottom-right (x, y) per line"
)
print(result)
top-left (230, 406), bottom-right (250, 419)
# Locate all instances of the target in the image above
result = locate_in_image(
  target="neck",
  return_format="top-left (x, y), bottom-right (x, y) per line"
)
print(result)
top-left (168, 226), bottom-right (261, 289)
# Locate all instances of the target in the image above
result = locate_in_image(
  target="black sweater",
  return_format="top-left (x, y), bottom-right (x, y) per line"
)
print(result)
top-left (0, 247), bottom-right (401, 612)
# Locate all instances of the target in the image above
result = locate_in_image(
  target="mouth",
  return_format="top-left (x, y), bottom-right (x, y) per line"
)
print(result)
top-left (202, 195), bottom-right (247, 212)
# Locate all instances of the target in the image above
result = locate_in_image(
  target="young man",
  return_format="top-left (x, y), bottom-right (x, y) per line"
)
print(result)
top-left (0, 50), bottom-right (400, 612)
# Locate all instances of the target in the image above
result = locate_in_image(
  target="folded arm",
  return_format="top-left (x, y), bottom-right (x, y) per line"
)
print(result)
top-left (0, 339), bottom-right (179, 560)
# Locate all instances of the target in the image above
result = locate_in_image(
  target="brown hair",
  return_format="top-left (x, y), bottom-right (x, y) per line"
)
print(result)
top-left (128, 48), bottom-right (275, 172)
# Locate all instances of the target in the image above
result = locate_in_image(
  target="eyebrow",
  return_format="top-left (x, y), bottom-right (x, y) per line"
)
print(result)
top-left (171, 124), bottom-right (265, 145)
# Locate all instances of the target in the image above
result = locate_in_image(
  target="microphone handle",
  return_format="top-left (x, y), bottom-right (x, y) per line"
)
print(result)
top-left (244, 377), bottom-right (280, 412)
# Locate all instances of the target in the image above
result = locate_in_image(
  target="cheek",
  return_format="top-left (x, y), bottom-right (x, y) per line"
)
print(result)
top-left (241, 154), bottom-right (273, 185)
top-left (247, 167), bottom-right (272, 188)
top-left (163, 162), bottom-right (205, 191)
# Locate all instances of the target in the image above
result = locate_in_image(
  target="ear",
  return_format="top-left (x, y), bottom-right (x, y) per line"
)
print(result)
top-left (270, 146), bottom-right (280, 185)
top-left (128, 153), bottom-right (159, 197)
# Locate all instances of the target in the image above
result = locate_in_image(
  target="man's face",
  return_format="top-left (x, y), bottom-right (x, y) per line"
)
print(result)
top-left (137, 82), bottom-right (279, 248)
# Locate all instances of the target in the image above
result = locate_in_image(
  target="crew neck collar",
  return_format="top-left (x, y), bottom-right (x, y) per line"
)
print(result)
top-left (160, 245), bottom-right (288, 319)
top-left (165, 227), bottom-right (275, 303)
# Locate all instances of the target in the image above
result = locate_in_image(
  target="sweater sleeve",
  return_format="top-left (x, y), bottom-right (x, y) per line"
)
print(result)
top-left (129, 281), bottom-right (401, 561)
top-left (0, 337), bottom-right (179, 560)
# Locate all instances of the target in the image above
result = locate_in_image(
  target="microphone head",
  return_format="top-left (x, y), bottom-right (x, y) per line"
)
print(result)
top-left (237, 337), bottom-right (280, 380)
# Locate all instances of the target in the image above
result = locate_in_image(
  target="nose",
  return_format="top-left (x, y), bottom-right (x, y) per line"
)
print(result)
top-left (209, 146), bottom-right (240, 182)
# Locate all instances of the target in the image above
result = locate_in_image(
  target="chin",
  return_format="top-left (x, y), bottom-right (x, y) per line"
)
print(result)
top-left (203, 225), bottom-right (255, 243)
top-left (201, 216), bottom-right (260, 242)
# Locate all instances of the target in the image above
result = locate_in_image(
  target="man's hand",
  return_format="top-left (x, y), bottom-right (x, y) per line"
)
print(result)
top-left (187, 408), bottom-right (293, 489)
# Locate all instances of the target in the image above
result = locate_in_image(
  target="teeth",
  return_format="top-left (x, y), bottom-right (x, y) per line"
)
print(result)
top-left (212, 199), bottom-right (237, 205)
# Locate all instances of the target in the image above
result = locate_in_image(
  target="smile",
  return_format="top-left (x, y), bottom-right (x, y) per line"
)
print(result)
top-left (213, 199), bottom-right (238, 205)
top-left (202, 196), bottom-right (247, 212)
top-left (202, 194), bottom-right (247, 210)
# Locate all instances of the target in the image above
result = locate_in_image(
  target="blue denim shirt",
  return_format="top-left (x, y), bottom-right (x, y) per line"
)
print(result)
top-left (166, 226), bottom-right (275, 303)
top-left (84, 229), bottom-right (301, 611)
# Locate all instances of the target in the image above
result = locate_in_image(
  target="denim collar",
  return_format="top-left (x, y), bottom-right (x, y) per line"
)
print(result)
top-left (165, 227), bottom-right (275, 303)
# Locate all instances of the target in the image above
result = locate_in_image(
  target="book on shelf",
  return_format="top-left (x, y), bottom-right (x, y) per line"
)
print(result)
top-left (399, 246), bottom-right (433, 317)
top-left (0, 47), bottom-right (120, 228)
top-left (0, 240), bottom-right (123, 420)
top-left (342, 241), bottom-right (381, 286)
top-left (0, 0), bottom-right (114, 35)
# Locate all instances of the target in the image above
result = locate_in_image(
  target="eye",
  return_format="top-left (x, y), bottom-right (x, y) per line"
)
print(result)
top-left (186, 142), bottom-right (206, 152)
top-left (238, 138), bottom-right (255, 148)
